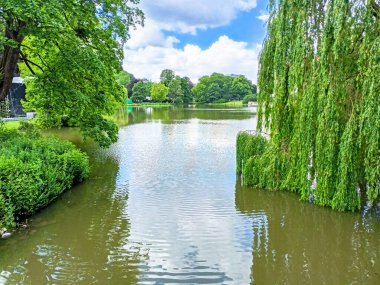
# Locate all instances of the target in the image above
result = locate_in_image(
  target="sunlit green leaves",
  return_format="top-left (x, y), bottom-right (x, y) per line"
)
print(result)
top-left (151, 83), bottom-right (168, 103)
top-left (192, 73), bottom-right (255, 104)
top-left (248, 0), bottom-right (379, 211)
top-left (0, 0), bottom-right (144, 147)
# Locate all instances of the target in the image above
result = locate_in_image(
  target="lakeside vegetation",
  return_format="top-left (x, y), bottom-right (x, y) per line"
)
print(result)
top-left (1, 0), bottom-right (144, 148)
top-left (239, 0), bottom-right (380, 211)
top-left (125, 100), bottom-right (245, 107)
top-left (0, 122), bottom-right (89, 231)
top-left (117, 69), bottom-right (257, 106)
top-left (0, 0), bottom-right (144, 235)
top-left (126, 102), bottom-right (173, 107)
top-left (206, 100), bottom-right (244, 107)
top-left (0, 0), bottom-right (377, 246)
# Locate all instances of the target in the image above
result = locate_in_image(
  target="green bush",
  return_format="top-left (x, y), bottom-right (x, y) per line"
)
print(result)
top-left (0, 130), bottom-right (89, 230)
top-left (242, 94), bottom-right (257, 104)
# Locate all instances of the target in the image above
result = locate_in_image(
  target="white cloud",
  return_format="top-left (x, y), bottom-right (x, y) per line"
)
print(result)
top-left (123, 36), bottom-right (261, 84)
top-left (123, 1), bottom-right (262, 83)
top-left (257, 10), bottom-right (269, 22)
top-left (126, 19), bottom-right (179, 49)
top-left (139, 0), bottom-right (258, 34)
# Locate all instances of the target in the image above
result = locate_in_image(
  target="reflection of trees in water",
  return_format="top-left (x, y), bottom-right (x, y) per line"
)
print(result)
top-left (0, 149), bottom-right (144, 284)
top-left (235, 177), bottom-right (380, 284)
top-left (114, 106), bottom-right (254, 126)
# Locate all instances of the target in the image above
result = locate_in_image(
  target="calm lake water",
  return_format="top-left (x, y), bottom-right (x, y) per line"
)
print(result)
top-left (1, 107), bottom-right (379, 284)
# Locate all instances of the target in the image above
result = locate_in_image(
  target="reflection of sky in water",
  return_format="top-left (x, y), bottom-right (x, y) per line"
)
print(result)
top-left (2, 108), bottom-right (378, 284)
top-left (113, 115), bottom-right (259, 284)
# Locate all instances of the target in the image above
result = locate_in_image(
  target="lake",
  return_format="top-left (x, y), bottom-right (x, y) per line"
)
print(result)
top-left (0, 106), bottom-right (379, 284)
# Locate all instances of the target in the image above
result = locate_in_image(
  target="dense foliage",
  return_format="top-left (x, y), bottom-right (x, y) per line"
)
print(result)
top-left (0, 0), bottom-right (144, 147)
top-left (131, 80), bottom-right (152, 102)
top-left (124, 69), bottom-right (256, 105)
top-left (242, 94), bottom-right (257, 104)
top-left (151, 83), bottom-right (168, 102)
top-left (127, 69), bottom-right (193, 104)
top-left (242, 0), bottom-right (380, 211)
top-left (161, 70), bottom-right (193, 104)
top-left (160, 69), bottom-right (175, 87)
top-left (192, 73), bottom-right (256, 104)
top-left (0, 123), bottom-right (89, 229)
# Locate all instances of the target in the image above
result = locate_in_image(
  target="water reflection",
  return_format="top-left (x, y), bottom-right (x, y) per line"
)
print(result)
top-left (110, 110), bottom-right (257, 284)
top-left (1, 106), bottom-right (379, 284)
top-left (0, 153), bottom-right (142, 284)
top-left (114, 106), bottom-right (255, 126)
top-left (235, 178), bottom-right (380, 284)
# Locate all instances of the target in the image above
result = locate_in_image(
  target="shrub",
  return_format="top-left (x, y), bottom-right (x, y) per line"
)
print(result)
top-left (0, 130), bottom-right (89, 229)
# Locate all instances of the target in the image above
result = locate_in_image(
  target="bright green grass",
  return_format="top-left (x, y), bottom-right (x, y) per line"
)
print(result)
top-left (206, 100), bottom-right (244, 107)
top-left (126, 102), bottom-right (173, 107)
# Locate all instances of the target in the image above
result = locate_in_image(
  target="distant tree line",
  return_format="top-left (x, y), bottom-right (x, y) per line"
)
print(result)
top-left (193, 73), bottom-right (256, 104)
top-left (116, 69), bottom-right (257, 104)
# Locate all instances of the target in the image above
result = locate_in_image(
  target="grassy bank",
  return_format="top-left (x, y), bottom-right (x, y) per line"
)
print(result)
top-left (206, 100), bottom-right (244, 107)
top-left (0, 123), bottom-right (89, 231)
top-left (123, 101), bottom-right (245, 108)
top-left (126, 102), bottom-right (173, 107)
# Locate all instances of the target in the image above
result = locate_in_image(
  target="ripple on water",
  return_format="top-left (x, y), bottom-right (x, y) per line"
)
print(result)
top-left (2, 108), bottom-right (379, 284)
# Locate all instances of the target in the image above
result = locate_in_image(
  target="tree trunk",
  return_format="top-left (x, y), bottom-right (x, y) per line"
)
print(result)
top-left (0, 20), bottom-right (25, 102)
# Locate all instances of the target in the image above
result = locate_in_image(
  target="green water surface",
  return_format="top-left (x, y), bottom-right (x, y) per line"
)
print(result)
top-left (0, 107), bottom-right (379, 284)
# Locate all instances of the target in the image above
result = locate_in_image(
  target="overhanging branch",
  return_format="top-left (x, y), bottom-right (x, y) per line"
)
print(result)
top-left (19, 51), bottom-right (44, 74)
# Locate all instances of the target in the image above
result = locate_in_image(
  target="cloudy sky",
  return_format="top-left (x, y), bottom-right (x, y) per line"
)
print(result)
top-left (123, 0), bottom-right (269, 84)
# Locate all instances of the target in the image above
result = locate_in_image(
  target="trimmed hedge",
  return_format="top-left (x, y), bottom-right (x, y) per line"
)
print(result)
top-left (0, 126), bottom-right (89, 229)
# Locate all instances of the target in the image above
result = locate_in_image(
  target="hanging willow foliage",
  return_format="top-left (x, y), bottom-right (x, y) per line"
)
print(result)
top-left (240, 0), bottom-right (379, 211)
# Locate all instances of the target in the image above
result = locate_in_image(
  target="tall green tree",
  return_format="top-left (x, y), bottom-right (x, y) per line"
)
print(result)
top-left (192, 73), bottom-right (254, 103)
top-left (192, 75), bottom-right (210, 103)
top-left (116, 71), bottom-right (134, 88)
top-left (207, 83), bottom-right (222, 102)
top-left (230, 76), bottom-right (254, 100)
top-left (168, 76), bottom-right (184, 104)
top-left (241, 0), bottom-right (380, 211)
top-left (151, 83), bottom-right (168, 102)
top-left (160, 69), bottom-right (175, 87)
top-left (180, 77), bottom-right (193, 104)
top-left (0, 0), bottom-right (144, 147)
top-left (131, 80), bottom-right (151, 102)
top-left (115, 70), bottom-right (134, 101)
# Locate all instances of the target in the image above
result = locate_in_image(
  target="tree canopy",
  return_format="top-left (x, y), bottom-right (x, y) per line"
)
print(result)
top-left (160, 69), bottom-right (175, 87)
top-left (0, 0), bottom-right (144, 147)
top-left (241, 0), bottom-right (380, 211)
top-left (116, 71), bottom-right (134, 89)
top-left (192, 73), bottom-right (256, 104)
top-left (168, 77), bottom-right (184, 104)
top-left (151, 83), bottom-right (168, 102)
top-left (127, 70), bottom-right (256, 105)
top-left (131, 80), bottom-right (152, 102)
top-left (159, 69), bottom-right (193, 104)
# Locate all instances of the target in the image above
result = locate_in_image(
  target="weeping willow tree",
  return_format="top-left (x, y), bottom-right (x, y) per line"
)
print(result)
top-left (238, 0), bottom-right (379, 211)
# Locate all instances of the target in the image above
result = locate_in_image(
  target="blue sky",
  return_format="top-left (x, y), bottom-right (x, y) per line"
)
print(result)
top-left (123, 0), bottom-right (269, 83)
